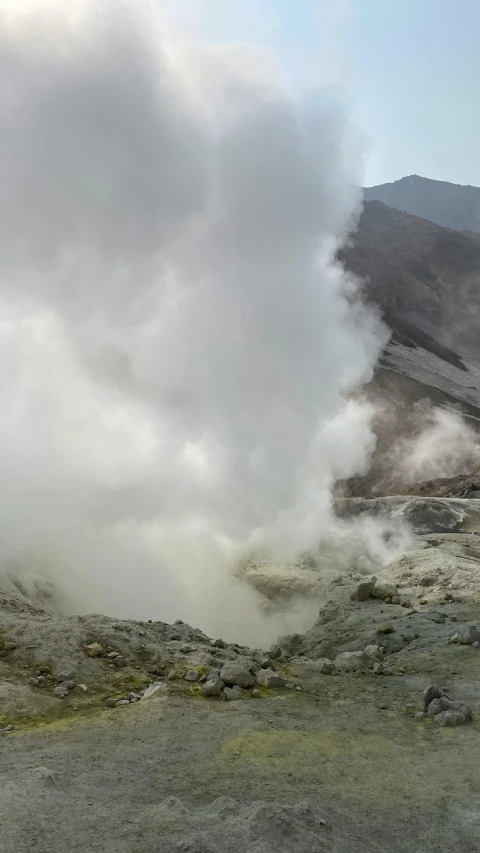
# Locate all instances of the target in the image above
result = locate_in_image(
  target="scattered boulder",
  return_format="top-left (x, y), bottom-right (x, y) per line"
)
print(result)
top-left (434, 710), bottom-right (468, 727)
top-left (54, 684), bottom-right (70, 699)
top-left (458, 624), bottom-right (480, 645)
top-left (421, 684), bottom-right (472, 725)
top-left (377, 623), bottom-right (394, 635)
top-left (201, 679), bottom-right (224, 697)
top-left (318, 658), bottom-right (335, 675)
top-left (253, 653), bottom-right (270, 669)
top-left (334, 651), bottom-right (366, 671)
top-left (269, 644), bottom-right (282, 660)
top-left (220, 661), bottom-right (254, 688)
top-left (224, 686), bottom-right (242, 701)
top-left (105, 698), bottom-right (117, 708)
top-left (364, 644), bottom-right (383, 660)
top-left (256, 668), bottom-right (289, 688)
top-left (423, 684), bottom-right (444, 712)
top-left (251, 689), bottom-right (261, 698)
top-left (57, 671), bottom-right (73, 683)
top-left (185, 670), bottom-right (200, 682)
top-left (85, 642), bottom-right (103, 658)
top-left (371, 581), bottom-right (398, 601)
top-left (350, 576), bottom-right (376, 602)
top-left (142, 682), bottom-right (168, 700)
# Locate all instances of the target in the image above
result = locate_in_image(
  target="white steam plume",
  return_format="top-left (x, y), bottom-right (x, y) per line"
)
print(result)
top-left (0, 0), bottom-right (386, 644)
top-left (391, 404), bottom-right (480, 484)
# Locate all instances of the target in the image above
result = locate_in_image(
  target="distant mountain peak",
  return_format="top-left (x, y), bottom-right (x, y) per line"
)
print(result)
top-left (363, 175), bottom-right (480, 233)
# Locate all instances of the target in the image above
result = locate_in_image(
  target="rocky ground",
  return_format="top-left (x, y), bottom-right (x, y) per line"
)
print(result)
top-left (2, 496), bottom-right (480, 852)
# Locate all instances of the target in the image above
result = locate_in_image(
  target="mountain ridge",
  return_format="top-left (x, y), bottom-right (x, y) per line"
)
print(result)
top-left (363, 174), bottom-right (480, 234)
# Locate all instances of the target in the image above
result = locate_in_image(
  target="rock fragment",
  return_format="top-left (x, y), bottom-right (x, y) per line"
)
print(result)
top-left (256, 668), bottom-right (289, 688)
top-left (220, 661), bottom-right (254, 688)
top-left (85, 642), bottom-right (104, 658)
top-left (458, 624), bottom-right (480, 645)
top-left (224, 686), bottom-right (242, 701)
top-left (201, 679), bottom-right (224, 697)
top-left (334, 651), bottom-right (366, 670)
top-left (350, 576), bottom-right (376, 602)
top-left (185, 670), bottom-right (200, 682)
top-left (269, 644), bottom-right (282, 660)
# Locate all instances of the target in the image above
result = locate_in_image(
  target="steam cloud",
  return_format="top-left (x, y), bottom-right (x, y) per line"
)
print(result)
top-left (391, 404), bottom-right (480, 484)
top-left (0, 0), bottom-right (386, 643)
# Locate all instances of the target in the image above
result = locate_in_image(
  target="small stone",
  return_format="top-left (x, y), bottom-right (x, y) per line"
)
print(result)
top-left (29, 677), bottom-right (40, 688)
top-left (472, 642), bottom-right (480, 649)
top-left (65, 681), bottom-right (75, 691)
top-left (185, 670), bottom-right (200, 682)
top-left (37, 676), bottom-right (46, 687)
top-left (34, 767), bottom-right (57, 786)
top-left (181, 644), bottom-right (195, 654)
top-left (419, 599), bottom-right (428, 606)
top-left (137, 629), bottom-right (146, 637)
top-left (391, 595), bottom-right (400, 605)
top-left (57, 671), bottom-right (73, 683)
top-left (4, 724), bottom-right (15, 732)
top-left (269, 644), bottom-right (282, 660)
top-left (211, 638), bottom-right (226, 648)
top-left (167, 669), bottom-right (177, 680)
top-left (142, 682), bottom-right (168, 699)
top-left (382, 667), bottom-right (393, 676)
top-left (54, 685), bottom-right (70, 699)
top-left (350, 576), bottom-right (376, 602)
top-left (115, 699), bottom-right (130, 707)
top-left (400, 600), bottom-right (412, 608)
top-left (318, 658), bottom-right (335, 675)
top-left (4, 641), bottom-right (17, 651)
top-left (85, 642), bottom-right (104, 658)
top-left (224, 686), bottom-right (242, 701)
top-left (448, 633), bottom-right (459, 644)
top-left (378, 703), bottom-right (388, 710)
top-left (105, 698), bottom-right (117, 708)
top-left (220, 662), bottom-right (254, 688)
top-left (295, 685), bottom-right (302, 692)
top-left (458, 624), bottom-right (480, 645)
top-left (107, 651), bottom-right (120, 659)
top-left (415, 712), bottom-right (426, 720)
top-left (78, 684), bottom-right (88, 692)
top-left (372, 662), bottom-right (383, 675)
top-left (450, 615), bottom-right (458, 622)
top-left (126, 692), bottom-right (142, 701)
top-left (251, 689), bottom-right (261, 698)
top-left (377, 623), bottom-right (394, 635)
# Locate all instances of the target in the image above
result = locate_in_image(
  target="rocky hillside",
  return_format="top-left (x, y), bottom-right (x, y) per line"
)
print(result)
top-left (339, 201), bottom-right (480, 496)
top-left (363, 175), bottom-right (480, 234)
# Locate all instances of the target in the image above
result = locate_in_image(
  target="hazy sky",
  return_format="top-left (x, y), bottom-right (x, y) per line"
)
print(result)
top-left (193, 0), bottom-right (480, 188)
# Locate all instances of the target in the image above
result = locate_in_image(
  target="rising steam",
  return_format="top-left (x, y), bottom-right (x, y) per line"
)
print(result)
top-left (391, 404), bottom-right (480, 484)
top-left (0, 0), bottom-right (386, 643)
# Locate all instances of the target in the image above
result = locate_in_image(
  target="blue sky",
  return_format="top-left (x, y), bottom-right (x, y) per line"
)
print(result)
top-left (280, 0), bottom-right (480, 187)
top-left (193, 1), bottom-right (480, 187)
